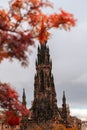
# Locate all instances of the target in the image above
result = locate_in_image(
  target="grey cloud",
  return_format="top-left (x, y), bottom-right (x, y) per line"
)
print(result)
top-left (55, 81), bottom-right (87, 109)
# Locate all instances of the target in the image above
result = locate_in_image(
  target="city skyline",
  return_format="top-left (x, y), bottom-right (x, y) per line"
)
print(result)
top-left (0, 0), bottom-right (87, 120)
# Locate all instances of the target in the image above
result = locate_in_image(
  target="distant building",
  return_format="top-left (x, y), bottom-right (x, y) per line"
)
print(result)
top-left (81, 121), bottom-right (87, 130)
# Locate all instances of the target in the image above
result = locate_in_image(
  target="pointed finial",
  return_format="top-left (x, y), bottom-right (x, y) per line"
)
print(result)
top-left (62, 90), bottom-right (66, 105)
top-left (23, 88), bottom-right (25, 95)
top-left (63, 91), bottom-right (65, 97)
top-left (63, 91), bottom-right (66, 100)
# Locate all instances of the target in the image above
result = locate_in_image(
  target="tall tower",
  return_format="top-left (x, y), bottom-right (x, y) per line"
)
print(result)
top-left (32, 43), bottom-right (58, 123)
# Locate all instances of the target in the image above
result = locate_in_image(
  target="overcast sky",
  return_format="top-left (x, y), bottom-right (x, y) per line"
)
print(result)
top-left (0, 0), bottom-right (87, 120)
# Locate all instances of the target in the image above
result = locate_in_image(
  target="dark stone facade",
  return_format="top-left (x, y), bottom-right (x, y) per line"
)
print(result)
top-left (31, 43), bottom-right (59, 123)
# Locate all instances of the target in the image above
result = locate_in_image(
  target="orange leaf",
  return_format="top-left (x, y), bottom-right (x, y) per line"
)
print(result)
top-left (13, 14), bottom-right (21, 21)
top-left (0, 52), bottom-right (9, 62)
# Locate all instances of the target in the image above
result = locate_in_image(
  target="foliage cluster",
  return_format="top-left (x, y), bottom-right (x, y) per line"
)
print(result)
top-left (0, 82), bottom-right (29, 126)
top-left (0, 0), bottom-right (76, 66)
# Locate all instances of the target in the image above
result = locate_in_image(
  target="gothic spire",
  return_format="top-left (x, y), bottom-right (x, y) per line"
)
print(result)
top-left (22, 88), bottom-right (26, 107)
top-left (62, 91), bottom-right (68, 127)
top-left (62, 91), bottom-right (66, 106)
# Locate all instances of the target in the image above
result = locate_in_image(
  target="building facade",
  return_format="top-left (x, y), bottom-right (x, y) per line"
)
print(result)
top-left (30, 42), bottom-right (81, 129)
top-left (31, 43), bottom-right (59, 123)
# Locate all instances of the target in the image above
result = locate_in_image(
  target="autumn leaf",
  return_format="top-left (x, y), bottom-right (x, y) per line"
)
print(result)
top-left (0, 52), bottom-right (9, 62)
